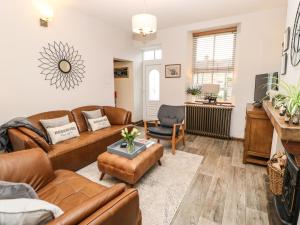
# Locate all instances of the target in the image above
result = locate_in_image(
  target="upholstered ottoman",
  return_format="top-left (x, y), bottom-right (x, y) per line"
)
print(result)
top-left (97, 143), bottom-right (164, 185)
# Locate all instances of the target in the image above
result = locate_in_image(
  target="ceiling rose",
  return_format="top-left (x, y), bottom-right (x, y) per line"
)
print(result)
top-left (132, 13), bottom-right (157, 36)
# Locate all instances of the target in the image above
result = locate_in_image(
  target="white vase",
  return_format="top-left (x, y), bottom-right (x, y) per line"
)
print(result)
top-left (191, 95), bottom-right (197, 102)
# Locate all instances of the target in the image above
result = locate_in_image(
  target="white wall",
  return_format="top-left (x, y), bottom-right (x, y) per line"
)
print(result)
top-left (0, 0), bottom-right (142, 124)
top-left (135, 7), bottom-right (286, 138)
top-left (284, 0), bottom-right (300, 83)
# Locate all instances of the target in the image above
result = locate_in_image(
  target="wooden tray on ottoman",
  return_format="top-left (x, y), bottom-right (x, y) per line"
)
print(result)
top-left (97, 143), bottom-right (164, 185)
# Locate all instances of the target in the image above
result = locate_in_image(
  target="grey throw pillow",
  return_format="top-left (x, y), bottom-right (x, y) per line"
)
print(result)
top-left (40, 116), bottom-right (70, 143)
top-left (160, 117), bottom-right (178, 128)
top-left (82, 110), bottom-right (102, 131)
top-left (0, 198), bottom-right (64, 225)
top-left (0, 181), bottom-right (38, 199)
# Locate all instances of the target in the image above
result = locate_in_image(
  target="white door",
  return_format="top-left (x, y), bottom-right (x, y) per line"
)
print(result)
top-left (144, 64), bottom-right (161, 120)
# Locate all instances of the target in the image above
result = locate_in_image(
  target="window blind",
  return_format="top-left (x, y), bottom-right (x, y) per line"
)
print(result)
top-left (192, 27), bottom-right (237, 100)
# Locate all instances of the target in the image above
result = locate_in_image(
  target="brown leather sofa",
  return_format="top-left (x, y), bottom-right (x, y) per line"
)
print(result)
top-left (8, 106), bottom-right (132, 171)
top-left (0, 148), bottom-right (142, 225)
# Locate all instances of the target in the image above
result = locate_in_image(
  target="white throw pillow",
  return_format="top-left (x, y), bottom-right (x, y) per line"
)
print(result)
top-left (40, 115), bottom-right (70, 144)
top-left (88, 116), bottom-right (111, 131)
top-left (46, 122), bottom-right (79, 145)
top-left (0, 198), bottom-right (63, 225)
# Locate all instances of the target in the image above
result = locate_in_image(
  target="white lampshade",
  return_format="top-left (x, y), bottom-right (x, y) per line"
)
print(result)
top-left (132, 13), bottom-right (157, 35)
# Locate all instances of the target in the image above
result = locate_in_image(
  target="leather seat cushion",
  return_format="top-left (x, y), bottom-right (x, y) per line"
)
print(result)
top-left (148, 126), bottom-right (173, 136)
top-left (98, 144), bottom-right (164, 184)
top-left (48, 125), bottom-right (133, 171)
top-left (38, 170), bottom-right (107, 212)
top-left (48, 125), bottom-right (131, 157)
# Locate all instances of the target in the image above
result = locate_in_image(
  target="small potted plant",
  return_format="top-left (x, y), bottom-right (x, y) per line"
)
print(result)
top-left (275, 79), bottom-right (300, 124)
top-left (121, 128), bottom-right (141, 152)
top-left (186, 85), bottom-right (201, 102)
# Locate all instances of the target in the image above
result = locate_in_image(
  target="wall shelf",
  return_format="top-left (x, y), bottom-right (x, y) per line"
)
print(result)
top-left (263, 101), bottom-right (300, 142)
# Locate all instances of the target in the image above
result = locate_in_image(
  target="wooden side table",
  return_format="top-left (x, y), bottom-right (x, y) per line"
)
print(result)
top-left (243, 103), bottom-right (273, 166)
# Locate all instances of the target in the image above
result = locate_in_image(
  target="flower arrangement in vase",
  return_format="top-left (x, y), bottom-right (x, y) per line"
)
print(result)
top-left (121, 128), bottom-right (141, 152)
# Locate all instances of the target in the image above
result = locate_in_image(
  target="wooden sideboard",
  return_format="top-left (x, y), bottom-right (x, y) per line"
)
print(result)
top-left (243, 103), bottom-right (274, 165)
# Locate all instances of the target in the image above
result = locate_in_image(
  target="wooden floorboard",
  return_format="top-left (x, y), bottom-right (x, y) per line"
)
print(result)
top-left (169, 134), bottom-right (282, 225)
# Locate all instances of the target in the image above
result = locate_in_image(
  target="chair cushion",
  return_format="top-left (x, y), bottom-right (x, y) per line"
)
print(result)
top-left (160, 117), bottom-right (178, 128)
top-left (37, 170), bottom-right (107, 212)
top-left (157, 105), bottom-right (185, 124)
top-left (148, 126), bottom-right (173, 136)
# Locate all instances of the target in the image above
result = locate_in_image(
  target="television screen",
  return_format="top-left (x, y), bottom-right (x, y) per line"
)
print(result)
top-left (254, 72), bottom-right (278, 103)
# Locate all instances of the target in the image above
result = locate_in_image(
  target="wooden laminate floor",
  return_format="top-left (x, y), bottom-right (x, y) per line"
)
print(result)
top-left (165, 134), bottom-right (283, 225)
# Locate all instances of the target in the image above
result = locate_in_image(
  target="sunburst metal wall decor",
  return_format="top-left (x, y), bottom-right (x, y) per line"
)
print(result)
top-left (291, 2), bottom-right (300, 67)
top-left (39, 41), bottom-right (85, 90)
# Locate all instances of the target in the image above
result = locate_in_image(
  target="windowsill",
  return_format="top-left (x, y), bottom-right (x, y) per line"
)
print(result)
top-left (185, 100), bottom-right (234, 107)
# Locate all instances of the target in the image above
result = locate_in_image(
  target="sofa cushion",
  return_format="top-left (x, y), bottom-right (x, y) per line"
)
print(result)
top-left (28, 111), bottom-right (74, 135)
top-left (48, 125), bottom-right (129, 157)
top-left (72, 106), bottom-right (104, 133)
top-left (18, 127), bottom-right (51, 152)
top-left (103, 106), bottom-right (129, 125)
top-left (37, 170), bottom-right (107, 212)
top-left (0, 149), bottom-right (55, 192)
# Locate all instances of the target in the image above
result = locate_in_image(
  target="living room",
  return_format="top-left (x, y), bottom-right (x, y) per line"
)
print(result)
top-left (0, 0), bottom-right (300, 225)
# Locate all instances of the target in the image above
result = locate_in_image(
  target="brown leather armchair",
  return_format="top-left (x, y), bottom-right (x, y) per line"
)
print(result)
top-left (0, 148), bottom-right (142, 225)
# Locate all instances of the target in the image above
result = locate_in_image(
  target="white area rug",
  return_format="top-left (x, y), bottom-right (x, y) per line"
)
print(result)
top-left (77, 149), bottom-right (203, 225)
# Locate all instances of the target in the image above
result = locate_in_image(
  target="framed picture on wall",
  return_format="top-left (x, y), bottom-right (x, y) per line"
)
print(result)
top-left (281, 53), bottom-right (288, 75)
top-left (165, 64), bottom-right (181, 78)
top-left (282, 27), bottom-right (290, 53)
top-left (114, 67), bottom-right (128, 78)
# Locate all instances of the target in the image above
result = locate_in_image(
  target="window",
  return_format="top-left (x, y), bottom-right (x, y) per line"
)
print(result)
top-left (192, 27), bottom-right (237, 100)
top-left (148, 69), bottom-right (160, 101)
top-left (143, 49), bottom-right (162, 60)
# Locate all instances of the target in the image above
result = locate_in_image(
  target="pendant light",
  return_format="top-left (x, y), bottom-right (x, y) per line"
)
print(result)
top-left (132, 0), bottom-right (157, 36)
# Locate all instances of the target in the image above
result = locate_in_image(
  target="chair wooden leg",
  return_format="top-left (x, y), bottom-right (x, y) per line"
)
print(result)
top-left (182, 135), bottom-right (185, 146)
top-left (100, 172), bottom-right (105, 180)
top-left (158, 160), bottom-right (162, 166)
top-left (172, 139), bottom-right (176, 155)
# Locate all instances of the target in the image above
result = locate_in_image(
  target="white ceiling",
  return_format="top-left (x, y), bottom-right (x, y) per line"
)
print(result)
top-left (67, 0), bottom-right (287, 30)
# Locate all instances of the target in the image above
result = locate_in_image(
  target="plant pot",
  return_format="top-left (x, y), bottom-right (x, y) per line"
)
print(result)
top-left (279, 106), bottom-right (286, 116)
top-left (292, 115), bottom-right (299, 125)
top-left (284, 114), bottom-right (291, 123)
top-left (189, 95), bottom-right (197, 102)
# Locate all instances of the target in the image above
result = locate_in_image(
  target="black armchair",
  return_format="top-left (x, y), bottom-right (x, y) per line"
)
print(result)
top-left (144, 105), bottom-right (185, 154)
